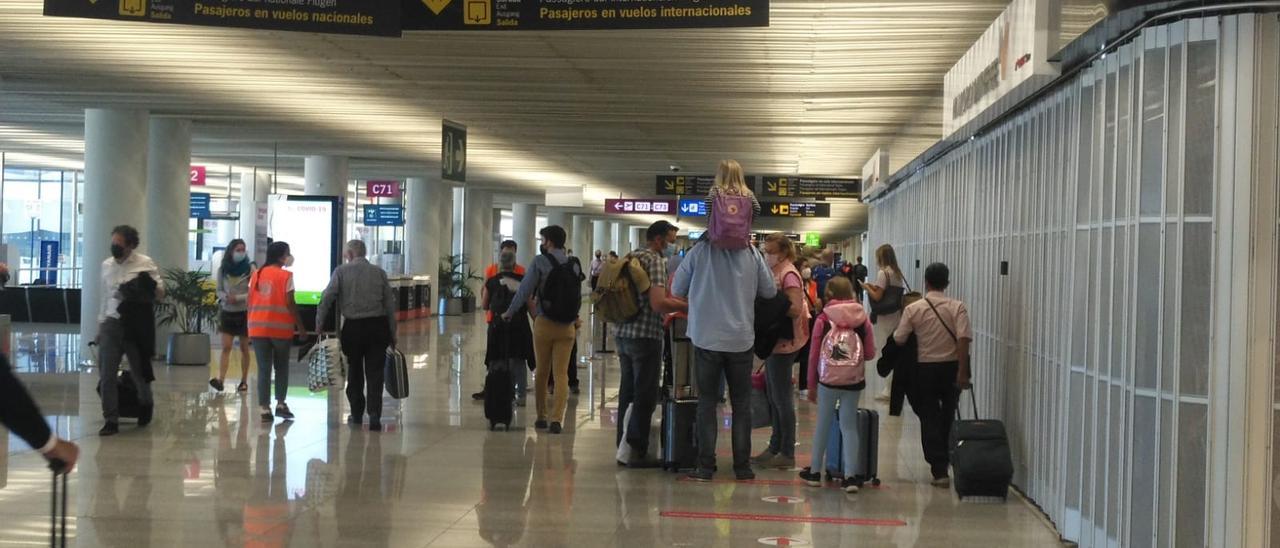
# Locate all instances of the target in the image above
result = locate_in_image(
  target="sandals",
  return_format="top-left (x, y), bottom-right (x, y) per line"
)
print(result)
top-left (237, 382), bottom-right (249, 393)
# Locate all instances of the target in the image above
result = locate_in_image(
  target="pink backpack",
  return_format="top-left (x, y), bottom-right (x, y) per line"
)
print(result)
top-left (708, 193), bottom-right (752, 249)
top-left (819, 324), bottom-right (865, 386)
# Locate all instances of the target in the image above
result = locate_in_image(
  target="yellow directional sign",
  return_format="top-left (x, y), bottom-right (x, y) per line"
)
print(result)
top-left (422, 0), bottom-right (452, 15)
top-left (119, 0), bottom-right (144, 16)
top-left (464, 0), bottom-right (490, 24)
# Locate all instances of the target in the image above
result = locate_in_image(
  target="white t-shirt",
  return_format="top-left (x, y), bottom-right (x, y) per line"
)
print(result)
top-left (99, 252), bottom-right (160, 322)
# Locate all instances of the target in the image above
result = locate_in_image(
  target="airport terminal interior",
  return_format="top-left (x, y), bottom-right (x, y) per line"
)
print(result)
top-left (1, 0), bottom-right (1280, 546)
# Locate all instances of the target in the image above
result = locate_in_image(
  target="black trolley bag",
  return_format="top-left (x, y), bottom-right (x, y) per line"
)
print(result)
top-left (49, 459), bottom-right (69, 548)
top-left (660, 313), bottom-right (697, 472)
top-left (385, 347), bottom-right (409, 400)
top-left (949, 386), bottom-right (1013, 499)
top-left (484, 323), bottom-right (516, 431)
top-left (823, 406), bottom-right (881, 487)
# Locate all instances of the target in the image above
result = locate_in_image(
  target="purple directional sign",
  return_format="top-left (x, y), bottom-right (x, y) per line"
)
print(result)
top-left (605, 199), bottom-right (676, 215)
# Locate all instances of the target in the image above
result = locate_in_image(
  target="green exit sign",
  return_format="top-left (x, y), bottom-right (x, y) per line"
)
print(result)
top-left (804, 233), bottom-right (821, 247)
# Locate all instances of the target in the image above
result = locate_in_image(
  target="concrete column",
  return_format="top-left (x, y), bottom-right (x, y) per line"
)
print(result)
top-left (451, 187), bottom-right (465, 259)
top-left (512, 202), bottom-right (537, 268)
top-left (81, 109), bottom-right (149, 346)
top-left (609, 221), bottom-right (623, 255)
top-left (546, 208), bottom-right (570, 231)
top-left (592, 220), bottom-right (608, 258)
top-left (630, 226), bottom-right (644, 253)
top-left (144, 118), bottom-right (191, 274)
top-left (303, 155), bottom-right (348, 197)
top-left (405, 177), bottom-right (444, 279)
top-left (464, 189), bottom-right (494, 279)
top-left (572, 216), bottom-right (592, 261)
top-left (239, 171), bottom-right (270, 265)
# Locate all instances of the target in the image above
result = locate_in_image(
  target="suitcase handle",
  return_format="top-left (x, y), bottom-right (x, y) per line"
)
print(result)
top-left (49, 459), bottom-right (67, 548)
top-left (956, 385), bottom-right (979, 421)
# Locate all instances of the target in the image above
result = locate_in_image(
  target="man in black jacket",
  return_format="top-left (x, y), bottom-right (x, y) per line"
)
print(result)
top-left (1, 354), bottom-right (79, 472)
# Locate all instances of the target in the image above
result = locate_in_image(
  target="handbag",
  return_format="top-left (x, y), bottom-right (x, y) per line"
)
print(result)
top-left (750, 365), bottom-right (771, 429)
top-left (870, 273), bottom-right (910, 317)
top-left (305, 336), bottom-right (347, 392)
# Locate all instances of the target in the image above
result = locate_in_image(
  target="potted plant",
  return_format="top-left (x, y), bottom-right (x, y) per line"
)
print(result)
top-left (439, 254), bottom-right (482, 315)
top-left (156, 268), bottom-right (219, 366)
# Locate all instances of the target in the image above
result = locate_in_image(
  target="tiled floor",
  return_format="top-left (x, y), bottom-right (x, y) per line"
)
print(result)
top-left (0, 313), bottom-right (1063, 547)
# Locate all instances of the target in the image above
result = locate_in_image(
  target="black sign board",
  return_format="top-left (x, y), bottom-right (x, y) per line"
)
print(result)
top-left (44, 0), bottom-right (401, 37)
top-left (403, 0), bottom-right (767, 31)
top-left (656, 175), bottom-right (758, 196)
top-left (760, 202), bottom-right (831, 218)
top-left (759, 176), bottom-right (861, 199)
top-left (442, 120), bottom-right (467, 183)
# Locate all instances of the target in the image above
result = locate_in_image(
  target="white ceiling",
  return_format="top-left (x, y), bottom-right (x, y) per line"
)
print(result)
top-left (0, 0), bottom-right (1012, 236)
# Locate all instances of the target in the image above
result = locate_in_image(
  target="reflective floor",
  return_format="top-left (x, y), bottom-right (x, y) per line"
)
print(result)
top-left (0, 313), bottom-right (1062, 547)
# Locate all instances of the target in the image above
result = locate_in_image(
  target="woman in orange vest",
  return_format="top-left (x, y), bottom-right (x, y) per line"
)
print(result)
top-left (248, 242), bottom-right (306, 423)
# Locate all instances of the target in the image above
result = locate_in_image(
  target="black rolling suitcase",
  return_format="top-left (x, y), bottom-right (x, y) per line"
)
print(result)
top-left (661, 399), bottom-right (697, 472)
top-left (49, 460), bottom-right (69, 548)
top-left (95, 370), bottom-right (141, 419)
top-left (385, 348), bottom-right (409, 399)
top-left (484, 367), bottom-right (514, 431)
top-left (949, 387), bottom-right (1013, 499)
top-left (823, 406), bottom-right (881, 487)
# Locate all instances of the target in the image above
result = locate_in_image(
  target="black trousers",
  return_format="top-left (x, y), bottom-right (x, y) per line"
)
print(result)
top-left (906, 361), bottom-right (960, 479)
top-left (341, 316), bottom-right (392, 421)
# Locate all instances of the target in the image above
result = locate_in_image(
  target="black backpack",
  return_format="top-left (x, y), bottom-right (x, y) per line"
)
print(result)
top-left (539, 254), bottom-right (582, 323)
top-left (487, 272), bottom-right (522, 316)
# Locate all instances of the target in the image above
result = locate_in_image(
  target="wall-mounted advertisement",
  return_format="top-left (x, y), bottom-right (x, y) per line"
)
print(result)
top-left (268, 196), bottom-right (341, 306)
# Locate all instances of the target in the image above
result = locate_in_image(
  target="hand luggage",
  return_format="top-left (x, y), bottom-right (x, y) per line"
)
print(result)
top-left (305, 337), bottom-right (346, 392)
top-left (49, 459), bottom-right (68, 548)
top-left (96, 369), bottom-right (141, 419)
top-left (750, 366), bottom-right (771, 429)
top-left (484, 367), bottom-right (514, 431)
top-left (660, 398), bottom-right (697, 472)
top-left (384, 348), bottom-right (409, 399)
top-left (823, 406), bottom-right (880, 486)
top-left (665, 314), bottom-right (696, 399)
top-left (949, 387), bottom-right (1013, 499)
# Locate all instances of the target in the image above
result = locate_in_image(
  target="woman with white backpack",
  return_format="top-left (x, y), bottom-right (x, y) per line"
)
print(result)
top-left (798, 277), bottom-right (876, 493)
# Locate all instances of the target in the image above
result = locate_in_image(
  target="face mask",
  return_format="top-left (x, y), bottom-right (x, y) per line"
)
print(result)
top-left (284, 255), bottom-right (295, 267)
top-left (110, 244), bottom-right (126, 260)
top-left (765, 253), bottom-right (781, 268)
top-left (233, 251), bottom-right (247, 263)
top-left (664, 243), bottom-right (676, 258)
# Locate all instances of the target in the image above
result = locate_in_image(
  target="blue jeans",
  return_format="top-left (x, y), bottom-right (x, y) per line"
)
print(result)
top-left (253, 338), bottom-right (291, 408)
top-left (764, 350), bottom-right (800, 458)
top-left (809, 385), bottom-right (863, 477)
top-left (616, 337), bottom-right (662, 456)
top-left (694, 347), bottom-right (754, 473)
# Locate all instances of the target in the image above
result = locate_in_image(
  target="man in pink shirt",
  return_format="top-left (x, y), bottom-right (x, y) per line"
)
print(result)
top-left (892, 262), bottom-right (972, 486)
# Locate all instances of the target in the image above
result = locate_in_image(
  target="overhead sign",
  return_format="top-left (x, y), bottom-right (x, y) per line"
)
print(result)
top-left (803, 233), bottom-right (821, 248)
top-left (942, 0), bottom-right (1059, 136)
top-left (759, 176), bottom-right (861, 199)
top-left (403, 0), bottom-right (768, 31)
top-left (189, 166), bottom-right (206, 186)
top-left (190, 193), bottom-right (211, 219)
top-left (43, 0), bottom-right (401, 37)
top-left (760, 202), bottom-right (830, 218)
top-left (677, 198), bottom-right (707, 217)
top-left (39, 241), bottom-right (59, 285)
top-left (442, 120), bottom-right (467, 182)
top-left (605, 199), bottom-right (675, 215)
top-left (656, 175), bottom-right (758, 196)
top-left (363, 205), bottom-right (405, 226)
top-left (861, 149), bottom-right (890, 200)
top-left (366, 180), bottom-right (401, 198)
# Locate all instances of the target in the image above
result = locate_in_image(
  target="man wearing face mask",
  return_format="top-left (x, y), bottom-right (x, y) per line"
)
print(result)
top-left (613, 221), bottom-right (688, 467)
top-left (96, 225), bottom-right (163, 436)
top-left (316, 240), bottom-right (398, 431)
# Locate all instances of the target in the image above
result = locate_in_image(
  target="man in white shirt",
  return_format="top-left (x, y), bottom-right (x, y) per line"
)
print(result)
top-left (97, 225), bottom-right (164, 436)
top-left (893, 262), bottom-right (972, 486)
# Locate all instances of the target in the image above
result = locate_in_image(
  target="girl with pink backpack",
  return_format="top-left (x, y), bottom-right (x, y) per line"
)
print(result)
top-left (798, 277), bottom-right (876, 493)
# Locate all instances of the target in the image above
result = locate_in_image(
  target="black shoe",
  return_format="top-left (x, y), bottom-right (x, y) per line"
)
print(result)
top-left (535, 419), bottom-right (548, 430)
top-left (734, 468), bottom-right (756, 481)
top-left (569, 383), bottom-right (580, 395)
top-left (549, 422), bottom-right (562, 434)
top-left (798, 468), bottom-right (822, 487)
top-left (209, 379), bottom-right (225, 392)
top-left (275, 403), bottom-right (295, 420)
top-left (686, 469), bottom-right (714, 482)
top-left (138, 405), bottom-right (154, 427)
top-left (261, 411), bottom-right (274, 422)
top-left (99, 422), bottom-right (119, 436)
top-left (471, 390), bottom-right (486, 401)
top-left (842, 476), bottom-right (862, 493)
top-left (348, 414), bottom-right (363, 425)
top-left (368, 420), bottom-right (383, 432)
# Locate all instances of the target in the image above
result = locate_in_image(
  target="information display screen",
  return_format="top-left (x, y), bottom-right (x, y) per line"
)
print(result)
top-left (269, 196), bottom-right (341, 305)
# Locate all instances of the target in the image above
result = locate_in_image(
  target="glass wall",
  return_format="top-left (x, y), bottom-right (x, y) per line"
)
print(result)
top-left (864, 15), bottom-right (1271, 547)
top-left (1, 166), bottom-right (82, 286)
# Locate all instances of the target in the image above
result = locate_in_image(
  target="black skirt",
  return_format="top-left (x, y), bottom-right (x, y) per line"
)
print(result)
top-left (219, 310), bottom-right (248, 336)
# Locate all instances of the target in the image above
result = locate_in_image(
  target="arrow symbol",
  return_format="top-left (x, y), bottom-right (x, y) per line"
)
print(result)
top-left (665, 181), bottom-right (675, 191)
top-left (422, 0), bottom-right (452, 15)
top-left (770, 205), bottom-right (779, 214)
top-left (767, 182), bottom-right (777, 192)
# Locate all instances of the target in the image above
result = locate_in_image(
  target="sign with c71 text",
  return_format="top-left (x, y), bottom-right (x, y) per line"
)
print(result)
top-left (44, 0), bottom-right (401, 36)
top-left (404, 0), bottom-right (768, 31)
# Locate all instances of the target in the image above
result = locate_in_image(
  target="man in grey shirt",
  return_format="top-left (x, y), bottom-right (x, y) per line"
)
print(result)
top-left (317, 240), bottom-right (398, 431)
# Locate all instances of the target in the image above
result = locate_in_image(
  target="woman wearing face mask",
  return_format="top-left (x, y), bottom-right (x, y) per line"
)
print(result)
top-left (247, 242), bottom-right (307, 422)
top-left (751, 233), bottom-right (810, 469)
top-left (211, 239), bottom-right (255, 393)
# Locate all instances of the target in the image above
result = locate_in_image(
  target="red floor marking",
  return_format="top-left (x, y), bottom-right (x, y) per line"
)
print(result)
top-left (677, 477), bottom-right (890, 490)
top-left (660, 510), bottom-right (907, 527)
